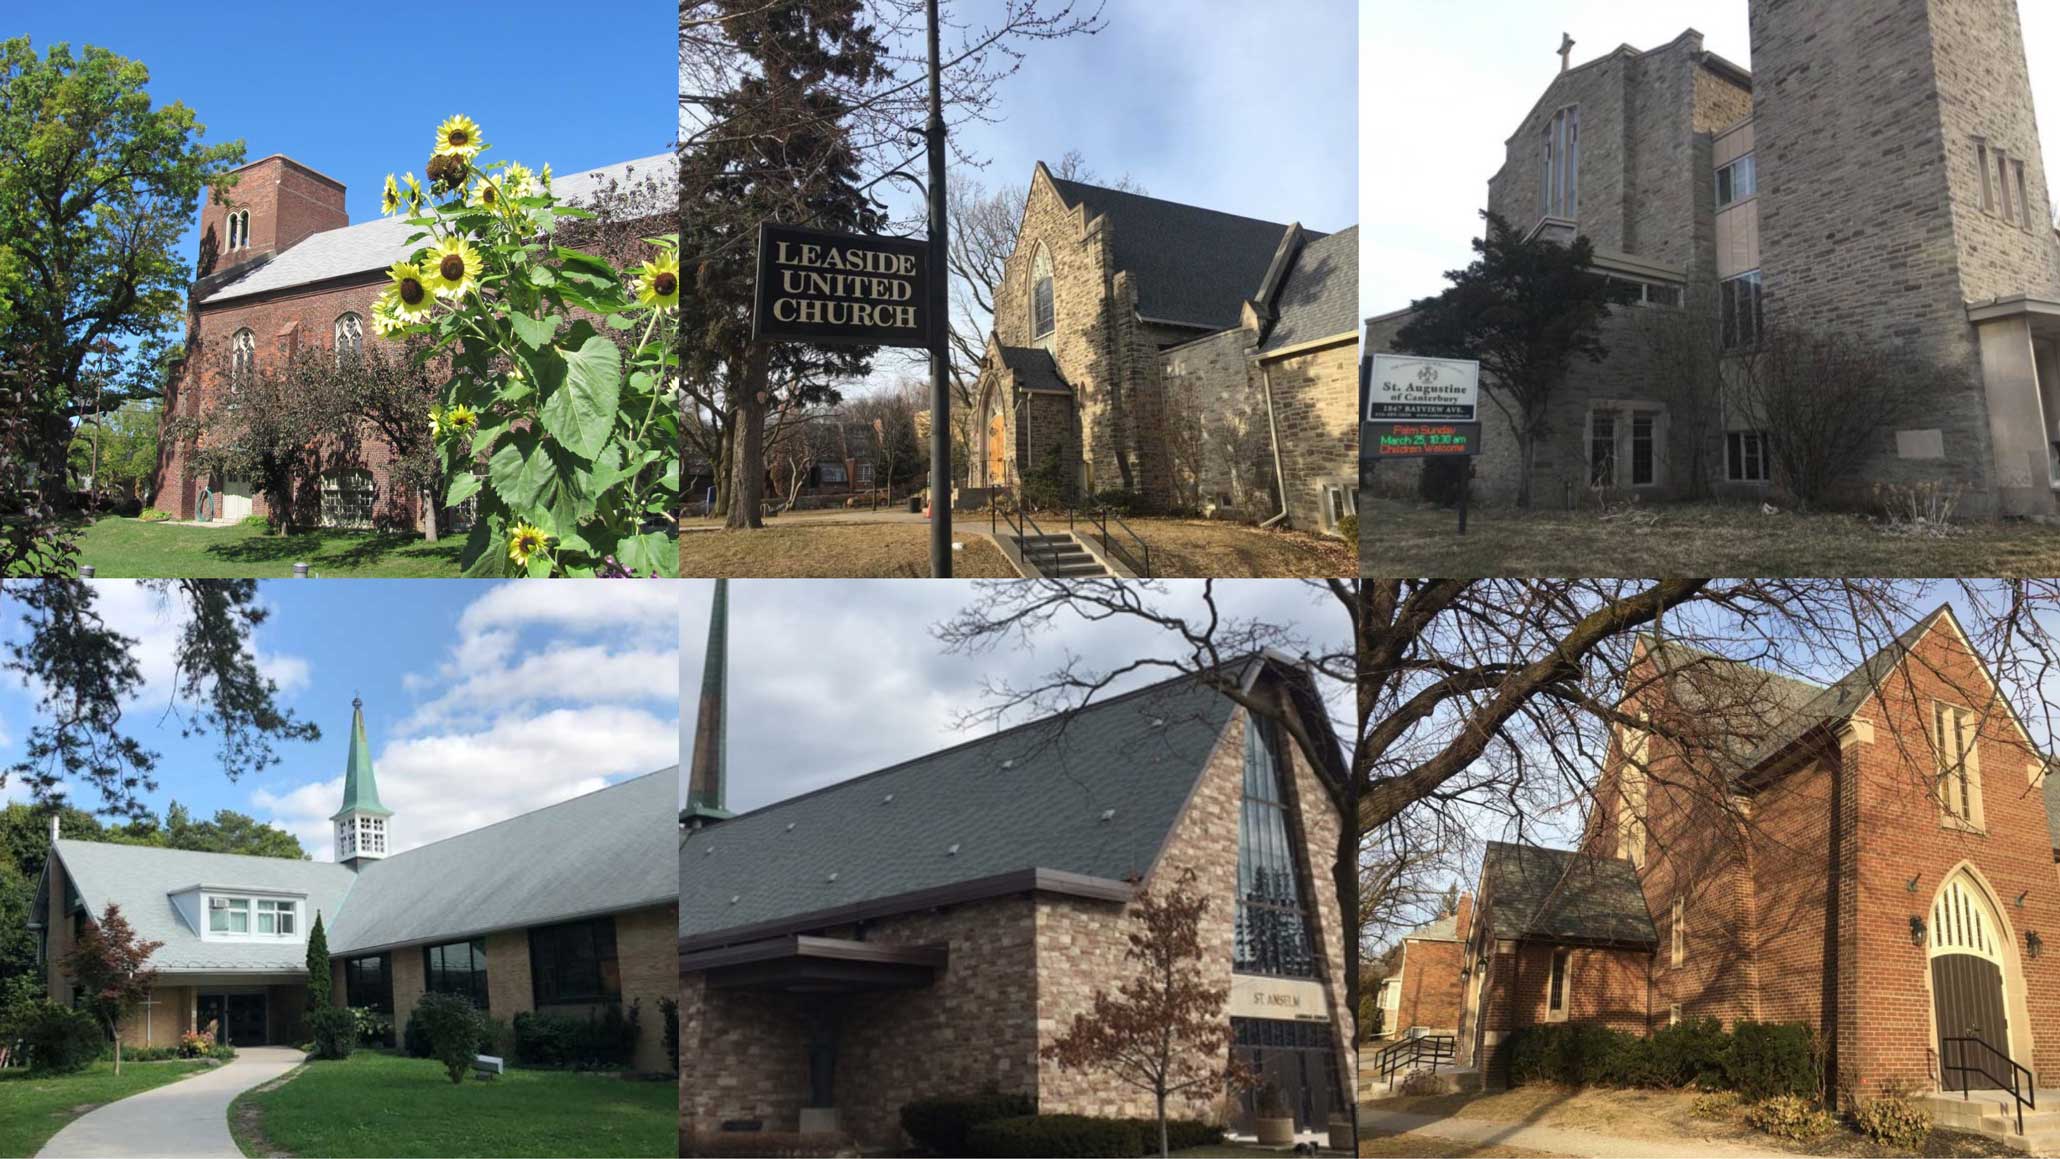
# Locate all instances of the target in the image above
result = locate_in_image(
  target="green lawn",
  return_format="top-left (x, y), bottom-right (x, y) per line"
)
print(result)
top-left (231, 1052), bottom-right (675, 1158)
top-left (0, 1060), bottom-right (210, 1158)
top-left (67, 518), bottom-right (464, 578)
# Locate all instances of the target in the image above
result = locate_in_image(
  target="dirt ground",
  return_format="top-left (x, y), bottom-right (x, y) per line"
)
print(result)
top-left (679, 523), bottom-right (1018, 578)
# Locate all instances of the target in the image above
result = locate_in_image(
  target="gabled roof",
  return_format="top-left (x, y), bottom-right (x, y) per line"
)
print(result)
top-left (1045, 172), bottom-right (1322, 331)
top-left (681, 657), bottom-right (1334, 946)
top-left (998, 345), bottom-right (1069, 394)
top-left (1403, 911), bottom-right (1460, 942)
top-left (1260, 227), bottom-right (1359, 353)
top-left (1741, 607), bottom-right (1952, 767)
top-left (1479, 841), bottom-right (1656, 948)
top-left (329, 767), bottom-right (677, 954)
top-left (199, 154), bottom-right (675, 305)
top-left (50, 840), bottom-right (355, 972)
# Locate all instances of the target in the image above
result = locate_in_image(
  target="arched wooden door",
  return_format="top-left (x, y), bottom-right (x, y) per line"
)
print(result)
top-left (1932, 872), bottom-right (2013, 1080)
top-left (986, 412), bottom-right (1008, 487)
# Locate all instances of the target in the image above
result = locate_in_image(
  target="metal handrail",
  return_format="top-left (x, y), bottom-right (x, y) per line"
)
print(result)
top-left (1942, 1031), bottom-right (2035, 1136)
top-left (1374, 1033), bottom-right (1456, 1087)
top-left (993, 495), bottom-right (1056, 578)
top-left (1089, 508), bottom-right (1153, 578)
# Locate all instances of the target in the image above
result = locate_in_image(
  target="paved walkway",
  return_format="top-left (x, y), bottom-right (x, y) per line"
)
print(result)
top-left (38, 1047), bottom-right (306, 1158)
top-left (1359, 1107), bottom-right (1794, 1158)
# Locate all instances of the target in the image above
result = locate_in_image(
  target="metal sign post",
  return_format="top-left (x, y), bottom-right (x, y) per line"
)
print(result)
top-left (924, 0), bottom-right (952, 578)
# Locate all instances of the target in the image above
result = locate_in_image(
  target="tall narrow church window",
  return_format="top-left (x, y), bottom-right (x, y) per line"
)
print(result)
top-left (2012, 160), bottom-right (2030, 229)
top-left (1542, 107), bottom-right (1580, 218)
top-left (1547, 949), bottom-right (1570, 1020)
top-left (1721, 271), bottom-right (1763, 350)
top-left (1670, 898), bottom-right (1685, 966)
top-left (334, 313), bottom-right (363, 363)
top-left (1617, 727), bottom-right (1648, 869)
top-left (1234, 715), bottom-right (1317, 978)
top-left (230, 328), bottom-right (256, 383)
top-left (1934, 701), bottom-right (1981, 825)
top-left (1977, 141), bottom-right (1996, 213)
top-left (1589, 410), bottom-right (1617, 487)
top-left (1631, 413), bottom-right (1656, 487)
top-left (1030, 246), bottom-right (1055, 339)
top-left (1999, 149), bottom-right (2018, 224)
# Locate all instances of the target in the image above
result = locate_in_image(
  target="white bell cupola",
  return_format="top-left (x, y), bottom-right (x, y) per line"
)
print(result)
top-left (330, 698), bottom-right (393, 871)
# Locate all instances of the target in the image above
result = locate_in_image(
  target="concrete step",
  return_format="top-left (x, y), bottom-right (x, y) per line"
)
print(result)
top-left (1011, 533), bottom-right (1111, 578)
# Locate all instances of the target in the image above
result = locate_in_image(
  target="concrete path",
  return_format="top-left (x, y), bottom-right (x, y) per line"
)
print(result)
top-left (1359, 1107), bottom-right (1794, 1158)
top-left (38, 1047), bottom-right (306, 1158)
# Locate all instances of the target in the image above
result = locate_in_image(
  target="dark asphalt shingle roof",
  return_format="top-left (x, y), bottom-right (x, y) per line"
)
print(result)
top-left (999, 345), bottom-right (1069, 394)
top-left (680, 668), bottom-right (1243, 942)
top-left (1742, 607), bottom-right (1950, 766)
top-left (1047, 174), bottom-right (1318, 331)
top-left (1480, 841), bottom-right (1656, 947)
top-left (1261, 227), bottom-right (1359, 353)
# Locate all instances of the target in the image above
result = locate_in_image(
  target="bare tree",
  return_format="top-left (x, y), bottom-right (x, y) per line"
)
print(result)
top-left (1629, 281), bottom-right (1728, 498)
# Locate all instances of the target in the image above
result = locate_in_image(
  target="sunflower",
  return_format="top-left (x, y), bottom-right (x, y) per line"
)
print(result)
top-left (500, 162), bottom-right (537, 200)
top-left (370, 295), bottom-right (408, 337)
top-left (466, 174), bottom-right (502, 210)
top-left (507, 521), bottom-right (549, 569)
top-left (381, 174), bottom-right (402, 216)
top-left (401, 172), bottom-right (425, 213)
top-left (445, 403), bottom-right (479, 433)
top-left (427, 405), bottom-right (445, 440)
top-left (426, 152), bottom-right (469, 196)
top-left (385, 261), bottom-right (436, 322)
top-left (633, 251), bottom-right (680, 310)
top-left (433, 114), bottom-right (485, 160)
top-left (423, 236), bottom-right (483, 299)
top-left (539, 162), bottom-right (553, 192)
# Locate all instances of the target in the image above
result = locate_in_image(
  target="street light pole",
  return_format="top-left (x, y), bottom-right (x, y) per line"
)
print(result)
top-left (925, 0), bottom-right (953, 577)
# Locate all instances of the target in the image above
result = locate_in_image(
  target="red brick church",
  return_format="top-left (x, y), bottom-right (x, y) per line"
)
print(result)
top-left (1422, 606), bottom-right (2060, 1123)
top-left (154, 148), bottom-right (670, 529)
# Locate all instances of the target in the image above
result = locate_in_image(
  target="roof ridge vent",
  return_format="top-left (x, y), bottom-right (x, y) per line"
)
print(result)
top-left (946, 843), bottom-right (961, 856)
top-left (826, 871), bottom-right (839, 882)
top-left (1099, 808), bottom-right (1117, 822)
top-left (882, 793), bottom-right (895, 804)
top-left (1001, 759), bottom-right (1015, 770)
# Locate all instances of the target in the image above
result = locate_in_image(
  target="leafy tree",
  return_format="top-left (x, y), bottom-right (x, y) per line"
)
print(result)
top-left (1043, 868), bottom-right (1251, 1158)
top-left (1, 578), bottom-right (320, 821)
top-left (0, 38), bottom-right (243, 503)
top-left (413, 992), bottom-right (486, 1083)
top-left (175, 346), bottom-right (351, 534)
top-left (60, 902), bottom-right (161, 1074)
top-left (68, 399), bottom-right (160, 503)
top-left (163, 802), bottom-right (306, 859)
top-left (1393, 211), bottom-right (1615, 508)
top-left (306, 911), bottom-right (331, 1008)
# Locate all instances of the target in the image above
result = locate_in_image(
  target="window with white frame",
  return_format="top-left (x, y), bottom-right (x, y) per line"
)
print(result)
top-left (1716, 153), bottom-right (1757, 208)
top-left (1721, 271), bottom-right (1763, 350)
top-left (208, 896), bottom-right (249, 934)
top-left (1541, 107), bottom-right (1580, 219)
top-left (1727, 431), bottom-right (1771, 483)
top-left (855, 461), bottom-right (875, 486)
top-left (817, 462), bottom-right (848, 486)
top-left (1934, 701), bottom-right (1982, 826)
top-left (1590, 410), bottom-right (1618, 487)
top-left (1323, 482), bottom-right (1358, 532)
top-left (1030, 245), bottom-right (1055, 339)
top-left (207, 895), bottom-right (298, 937)
top-left (257, 899), bottom-right (296, 935)
top-left (230, 329), bottom-right (256, 383)
top-left (334, 313), bottom-right (363, 363)
top-left (226, 210), bottom-right (251, 251)
top-left (1670, 1003), bottom-right (1683, 1026)
top-left (1670, 898), bottom-right (1685, 966)
top-left (320, 469), bottom-right (376, 528)
top-left (1547, 948), bottom-right (1571, 1021)
top-left (1631, 413), bottom-right (1657, 487)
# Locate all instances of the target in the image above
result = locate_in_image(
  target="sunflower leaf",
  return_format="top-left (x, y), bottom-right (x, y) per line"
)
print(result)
top-left (511, 313), bottom-right (561, 351)
top-left (539, 336), bottom-right (622, 461)
top-left (444, 470), bottom-right (482, 509)
top-left (487, 431), bottom-right (556, 511)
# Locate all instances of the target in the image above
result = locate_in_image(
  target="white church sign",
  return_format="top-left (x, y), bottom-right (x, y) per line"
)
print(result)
top-left (1369, 354), bottom-right (1480, 422)
top-left (1228, 974), bottom-right (1331, 1023)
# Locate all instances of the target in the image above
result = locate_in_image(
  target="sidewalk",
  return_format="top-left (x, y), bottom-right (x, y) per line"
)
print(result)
top-left (1358, 1107), bottom-right (1794, 1158)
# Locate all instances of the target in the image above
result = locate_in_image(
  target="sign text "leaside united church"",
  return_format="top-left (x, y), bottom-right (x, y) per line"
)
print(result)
top-left (753, 222), bottom-right (931, 348)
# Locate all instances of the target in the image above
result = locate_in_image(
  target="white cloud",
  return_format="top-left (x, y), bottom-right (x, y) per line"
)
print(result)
top-left (75, 580), bottom-right (315, 709)
top-left (254, 704), bottom-right (680, 859)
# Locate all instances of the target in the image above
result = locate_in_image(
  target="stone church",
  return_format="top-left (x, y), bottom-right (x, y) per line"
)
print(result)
top-left (1369, 0), bottom-right (2060, 516)
top-left (972, 164), bottom-right (1359, 535)
top-left (153, 149), bottom-right (671, 530)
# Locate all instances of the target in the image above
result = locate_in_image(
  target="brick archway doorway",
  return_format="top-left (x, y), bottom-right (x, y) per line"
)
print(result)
top-left (1931, 871), bottom-right (2015, 1081)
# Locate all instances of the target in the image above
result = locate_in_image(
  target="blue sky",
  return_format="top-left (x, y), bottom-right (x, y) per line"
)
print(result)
top-left (16, 0), bottom-right (675, 280)
top-left (0, 581), bottom-right (679, 859)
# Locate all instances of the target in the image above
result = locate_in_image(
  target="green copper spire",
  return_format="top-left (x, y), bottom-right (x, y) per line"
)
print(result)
top-left (683, 580), bottom-right (733, 829)
top-left (330, 697), bottom-right (393, 821)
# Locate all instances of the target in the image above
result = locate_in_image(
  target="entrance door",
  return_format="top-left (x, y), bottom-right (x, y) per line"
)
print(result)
top-left (217, 478), bottom-right (253, 523)
top-left (198, 993), bottom-right (268, 1045)
top-left (986, 413), bottom-right (1007, 487)
top-left (1931, 872), bottom-right (2016, 1083)
top-left (1230, 1017), bottom-right (1340, 1134)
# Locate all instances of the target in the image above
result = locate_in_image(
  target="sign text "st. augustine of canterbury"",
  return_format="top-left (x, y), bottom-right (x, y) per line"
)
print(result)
top-left (752, 222), bottom-right (931, 349)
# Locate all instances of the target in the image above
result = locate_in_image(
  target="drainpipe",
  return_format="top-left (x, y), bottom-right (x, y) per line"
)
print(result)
top-left (1259, 364), bottom-right (1291, 528)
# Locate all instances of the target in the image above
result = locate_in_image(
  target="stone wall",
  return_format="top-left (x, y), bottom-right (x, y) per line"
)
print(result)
top-left (1259, 337), bottom-right (1360, 532)
top-left (1161, 328), bottom-right (1263, 516)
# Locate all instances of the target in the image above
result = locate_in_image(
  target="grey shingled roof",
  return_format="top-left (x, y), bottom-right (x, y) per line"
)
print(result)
top-left (1046, 174), bottom-right (1320, 331)
top-left (1404, 912), bottom-right (1460, 942)
top-left (1734, 606), bottom-right (1950, 768)
top-left (681, 669), bottom-right (1244, 942)
top-left (200, 154), bottom-right (675, 305)
top-left (1261, 227), bottom-right (1359, 353)
top-left (999, 345), bottom-right (1069, 394)
top-left (1480, 841), bottom-right (1656, 947)
top-left (51, 840), bottom-right (356, 972)
top-left (329, 767), bottom-right (677, 954)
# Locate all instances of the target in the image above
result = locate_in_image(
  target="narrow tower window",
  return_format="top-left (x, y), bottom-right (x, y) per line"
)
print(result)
top-left (1030, 246), bottom-right (1055, 339)
top-left (1234, 715), bottom-right (1317, 977)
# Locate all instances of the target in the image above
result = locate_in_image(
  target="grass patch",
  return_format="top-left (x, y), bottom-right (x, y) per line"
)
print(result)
top-left (1108, 518), bottom-right (1353, 578)
top-left (1358, 1134), bottom-right (1573, 1158)
top-left (231, 1052), bottom-right (674, 1158)
top-left (65, 517), bottom-right (464, 578)
top-left (0, 1060), bottom-right (209, 1157)
top-left (679, 523), bottom-right (1019, 577)
top-left (1361, 498), bottom-right (2060, 577)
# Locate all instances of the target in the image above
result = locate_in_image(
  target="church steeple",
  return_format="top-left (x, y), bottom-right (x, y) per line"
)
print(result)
top-left (331, 698), bottom-right (393, 870)
top-left (682, 580), bottom-right (733, 832)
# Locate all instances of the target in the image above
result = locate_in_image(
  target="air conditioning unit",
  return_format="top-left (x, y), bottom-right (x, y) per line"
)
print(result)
top-left (209, 897), bottom-right (229, 909)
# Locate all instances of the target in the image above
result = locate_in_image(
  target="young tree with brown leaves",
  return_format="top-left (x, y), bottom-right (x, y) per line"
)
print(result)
top-left (61, 902), bottom-right (162, 1074)
top-left (1042, 868), bottom-right (1249, 1158)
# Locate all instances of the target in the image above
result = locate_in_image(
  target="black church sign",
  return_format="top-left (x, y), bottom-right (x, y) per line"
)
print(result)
top-left (752, 222), bottom-right (931, 348)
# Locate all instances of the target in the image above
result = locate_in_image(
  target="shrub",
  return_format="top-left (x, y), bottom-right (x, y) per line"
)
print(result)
top-left (1725, 1020), bottom-right (1818, 1101)
top-left (1690, 1090), bottom-right (1742, 1118)
top-left (1643, 1016), bottom-right (1729, 1088)
top-left (659, 996), bottom-right (679, 1074)
top-left (1507, 1022), bottom-right (1642, 1087)
top-left (1398, 1069), bottom-right (1448, 1096)
top-left (900, 1091), bottom-right (1037, 1156)
top-left (402, 1004), bottom-right (431, 1057)
top-left (679, 1131), bottom-right (845, 1157)
top-left (964, 1114), bottom-right (1144, 1158)
top-left (1334, 513), bottom-right (1357, 544)
top-left (122, 1045), bottom-right (181, 1062)
top-left (307, 1005), bottom-right (358, 1060)
top-left (1850, 1094), bottom-right (1932, 1151)
top-left (137, 507), bottom-right (171, 522)
top-left (411, 993), bottom-right (485, 1083)
top-left (208, 1041), bottom-right (238, 1061)
top-left (238, 513), bottom-right (271, 530)
top-left (1745, 1094), bottom-right (1836, 1142)
top-left (1419, 457), bottom-right (1469, 507)
top-left (1109, 1118), bottom-right (1222, 1152)
top-left (177, 1028), bottom-right (216, 1059)
top-left (511, 1003), bottom-right (640, 1070)
top-left (1089, 488), bottom-right (1139, 517)
top-left (21, 1003), bottom-right (103, 1073)
top-left (346, 1006), bottom-right (392, 1048)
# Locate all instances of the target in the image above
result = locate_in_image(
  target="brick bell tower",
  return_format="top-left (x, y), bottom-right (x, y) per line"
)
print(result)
top-left (197, 154), bottom-right (348, 281)
top-left (1747, 0), bottom-right (2060, 517)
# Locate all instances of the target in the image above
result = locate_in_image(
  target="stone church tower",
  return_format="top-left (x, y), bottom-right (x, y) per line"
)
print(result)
top-left (1748, 0), bottom-right (2060, 514)
top-left (331, 697), bottom-right (393, 871)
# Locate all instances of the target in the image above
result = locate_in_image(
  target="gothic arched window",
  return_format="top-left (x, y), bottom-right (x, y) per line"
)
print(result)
top-left (1030, 245), bottom-right (1055, 339)
top-left (226, 210), bottom-right (251, 251)
top-left (334, 312), bottom-right (364, 364)
top-left (230, 328), bottom-right (256, 383)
